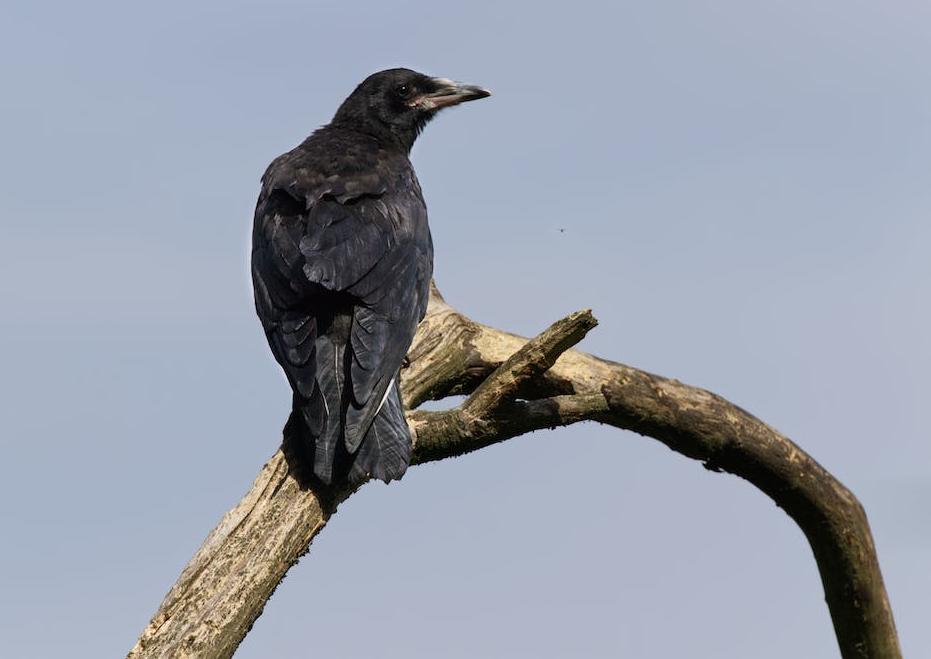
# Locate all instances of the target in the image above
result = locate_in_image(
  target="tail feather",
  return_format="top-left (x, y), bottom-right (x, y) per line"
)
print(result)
top-left (310, 335), bottom-right (349, 483)
top-left (348, 380), bottom-right (412, 484)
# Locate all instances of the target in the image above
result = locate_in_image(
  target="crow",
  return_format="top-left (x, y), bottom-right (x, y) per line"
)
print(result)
top-left (252, 69), bottom-right (489, 486)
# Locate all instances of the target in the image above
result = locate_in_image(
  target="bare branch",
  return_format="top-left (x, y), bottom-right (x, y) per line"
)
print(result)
top-left (409, 393), bottom-right (608, 465)
top-left (463, 308), bottom-right (597, 414)
top-left (128, 286), bottom-right (901, 659)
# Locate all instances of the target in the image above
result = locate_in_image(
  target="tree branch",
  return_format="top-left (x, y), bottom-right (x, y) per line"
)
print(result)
top-left (128, 285), bottom-right (901, 659)
top-left (463, 308), bottom-right (596, 414)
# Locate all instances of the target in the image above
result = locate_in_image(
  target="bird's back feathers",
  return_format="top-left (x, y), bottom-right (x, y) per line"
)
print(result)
top-left (252, 126), bottom-right (432, 485)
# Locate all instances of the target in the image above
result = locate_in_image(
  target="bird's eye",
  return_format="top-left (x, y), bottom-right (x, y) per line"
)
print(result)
top-left (395, 84), bottom-right (411, 99)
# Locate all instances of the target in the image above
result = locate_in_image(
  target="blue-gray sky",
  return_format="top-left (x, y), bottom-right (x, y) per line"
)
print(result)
top-left (1, 1), bottom-right (928, 657)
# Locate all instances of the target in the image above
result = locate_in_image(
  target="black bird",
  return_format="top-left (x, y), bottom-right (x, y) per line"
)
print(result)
top-left (252, 69), bottom-right (489, 485)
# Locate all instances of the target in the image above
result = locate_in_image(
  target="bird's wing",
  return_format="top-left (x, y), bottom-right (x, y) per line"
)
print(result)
top-left (252, 187), bottom-right (322, 403)
top-left (252, 173), bottom-right (432, 454)
top-left (302, 191), bottom-right (431, 452)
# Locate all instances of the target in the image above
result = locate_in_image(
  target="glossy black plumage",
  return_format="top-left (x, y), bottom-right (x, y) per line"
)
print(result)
top-left (252, 69), bottom-right (488, 485)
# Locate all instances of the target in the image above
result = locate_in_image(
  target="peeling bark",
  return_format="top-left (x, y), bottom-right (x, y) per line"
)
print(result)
top-left (128, 285), bottom-right (901, 659)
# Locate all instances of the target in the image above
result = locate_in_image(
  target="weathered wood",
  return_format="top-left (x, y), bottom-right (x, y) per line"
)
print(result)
top-left (128, 286), bottom-right (901, 659)
top-left (128, 454), bottom-right (329, 659)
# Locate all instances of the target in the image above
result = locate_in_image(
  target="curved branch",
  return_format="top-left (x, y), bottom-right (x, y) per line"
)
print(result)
top-left (128, 285), bottom-right (900, 659)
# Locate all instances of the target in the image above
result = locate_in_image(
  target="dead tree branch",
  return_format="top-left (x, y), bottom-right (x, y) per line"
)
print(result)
top-left (128, 285), bottom-right (900, 659)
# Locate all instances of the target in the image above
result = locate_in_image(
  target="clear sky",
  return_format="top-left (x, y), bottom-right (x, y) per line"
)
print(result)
top-left (1, 1), bottom-right (929, 657)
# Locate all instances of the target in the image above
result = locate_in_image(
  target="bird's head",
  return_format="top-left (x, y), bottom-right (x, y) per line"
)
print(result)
top-left (331, 68), bottom-right (490, 152)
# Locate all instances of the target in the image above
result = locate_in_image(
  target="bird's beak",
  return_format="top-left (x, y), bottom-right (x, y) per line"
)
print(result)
top-left (417, 78), bottom-right (491, 111)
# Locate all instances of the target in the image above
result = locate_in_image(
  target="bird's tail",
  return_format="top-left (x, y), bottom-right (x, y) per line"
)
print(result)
top-left (282, 343), bottom-right (411, 487)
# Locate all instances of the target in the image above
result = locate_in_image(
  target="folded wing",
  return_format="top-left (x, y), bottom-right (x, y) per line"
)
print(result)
top-left (252, 166), bottom-right (432, 483)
